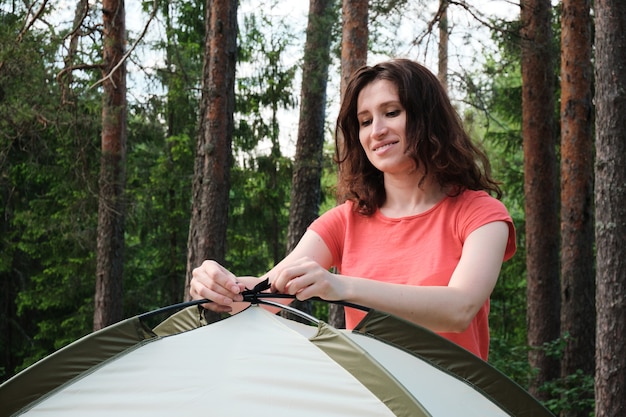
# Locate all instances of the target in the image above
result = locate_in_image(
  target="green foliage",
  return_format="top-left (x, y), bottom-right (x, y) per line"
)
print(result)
top-left (542, 368), bottom-right (594, 416)
top-left (124, 108), bottom-right (193, 313)
top-left (459, 14), bottom-right (530, 388)
top-left (1, 0), bottom-right (200, 378)
top-left (152, 0), bottom-right (204, 138)
top-left (1, 6), bottom-right (573, 410)
top-left (1, 6), bottom-right (102, 378)
top-left (530, 336), bottom-right (595, 416)
top-left (227, 156), bottom-right (292, 275)
top-left (226, 6), bottom-right (298, 276)
top-left (2, 1), bottom-right (305, 382)
top-left (489, 335), bottom-right (595, 416)
top-left (235, 8), bottom-right (298, 153)
top-left (470, 14), bottom-right (588, 417)
top-left (318, 142), bottom-right (338, 215)
top-left (122, 0), bottom-right (203, 315)
top-left (467, 56), bottom-right (528, 374)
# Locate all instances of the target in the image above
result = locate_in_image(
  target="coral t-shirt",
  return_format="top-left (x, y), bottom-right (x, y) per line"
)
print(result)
top-left (308, 189), bottom-right (516, 360)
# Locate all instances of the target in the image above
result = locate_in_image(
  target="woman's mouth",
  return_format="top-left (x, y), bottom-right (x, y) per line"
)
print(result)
top-left (373, 141), bottom-right (399, 153)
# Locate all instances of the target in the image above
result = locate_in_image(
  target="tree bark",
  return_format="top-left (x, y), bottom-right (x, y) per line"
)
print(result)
top-left (328, 0), bottom-right (368, 329)
top-left (94, 0), bottom-right (127, 330)
top-left (559, 0), bottom-right (595, 415)
top-left (437, 0), bottom-right (449, 93)
top-left (339, 0), bottom-right (368, 94)
top-left (594, 1), bottom-right (626, 416)
top-left (285, 0), bottom-right (337, 320)
top-left (184, 0), bottom-right (237, 312)
top-left (520, 0), bottom-right (561, 399)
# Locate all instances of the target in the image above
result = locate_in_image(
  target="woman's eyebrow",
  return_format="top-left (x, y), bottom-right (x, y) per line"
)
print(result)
top-left (357, 101), bottom-right (402, 117)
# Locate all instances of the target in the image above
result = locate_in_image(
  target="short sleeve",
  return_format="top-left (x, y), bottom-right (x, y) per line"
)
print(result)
top-left (308, 203), bottom-right (351, 266)
top-left (457, 192), bottom-right (516, 261)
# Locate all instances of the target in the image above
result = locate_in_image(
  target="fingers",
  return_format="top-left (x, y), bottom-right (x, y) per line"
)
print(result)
top-left (190, 260), bottom-right (243, 312)
top-left (272, 257), bottom-right (336, 301)
top-left (271, 259), bottom-right (310, 294)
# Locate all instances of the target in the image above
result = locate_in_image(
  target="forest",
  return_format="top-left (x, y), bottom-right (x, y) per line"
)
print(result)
top-left (1, 0), bottom-right (624, 416)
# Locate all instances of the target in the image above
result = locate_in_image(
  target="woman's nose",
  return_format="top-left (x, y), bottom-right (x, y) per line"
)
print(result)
top-left (371, 117), bottom-right (388, 138)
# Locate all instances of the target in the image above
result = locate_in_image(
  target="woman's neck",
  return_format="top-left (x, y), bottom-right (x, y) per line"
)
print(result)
top-left (380, 173), bottom-right (447, 218)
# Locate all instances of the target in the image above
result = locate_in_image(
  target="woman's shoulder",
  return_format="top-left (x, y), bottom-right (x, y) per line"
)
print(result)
top-left (450, 190), bottom-right (516, 260)
top-left (319, 200), bottom-right (354, 216)
top-left (449, 189), bottom-right (507, 210)
top-left (442, 189), bottom-right (512, 226)
top-left (312, 200), bottom-right (354, 226)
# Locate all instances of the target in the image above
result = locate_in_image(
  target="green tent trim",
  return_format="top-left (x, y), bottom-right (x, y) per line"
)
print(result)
top-left (0, 303), bottom-right (555, 417)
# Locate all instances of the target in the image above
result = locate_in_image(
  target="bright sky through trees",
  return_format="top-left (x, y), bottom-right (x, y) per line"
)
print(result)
top-left (40, 0), bottom-right (519, 156)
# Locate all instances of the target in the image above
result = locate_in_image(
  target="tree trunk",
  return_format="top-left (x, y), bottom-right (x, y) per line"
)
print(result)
top-left (437, 0), bottom-right (448, 93)
top-left (594, 1), bottom-right (626, 416)
top-left (339, 0), bottom-right (368, 93)
top-left (184, 0), bottom-right (237, 313)
top-left (60, 0), bottom-right (89, 104)
top-left (285, 0), bottom-right (337, 320)
top-left (94, 0), bottom-right (127, 331)
top-left (520, 0), bottom-right (561, 399)
top-left (327, 0), bottom-right (368, 329)
top-left (559, 0), bottom-right (595, 415)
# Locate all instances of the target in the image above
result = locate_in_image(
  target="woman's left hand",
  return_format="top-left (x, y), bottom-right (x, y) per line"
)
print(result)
top-left (271, 257), bottom-right (346, 302)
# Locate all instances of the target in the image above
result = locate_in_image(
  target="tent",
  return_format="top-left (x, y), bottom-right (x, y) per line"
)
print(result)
top-left (0, 290), bottom-right (554, 417)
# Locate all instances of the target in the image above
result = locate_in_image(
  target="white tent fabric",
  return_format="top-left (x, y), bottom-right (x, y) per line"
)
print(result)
top-left (344, 332), bottom-right (509, 416)
top-left (1, 303), bottom-right (555, 417)
top-left (19, 308), bottom-right (396, 417)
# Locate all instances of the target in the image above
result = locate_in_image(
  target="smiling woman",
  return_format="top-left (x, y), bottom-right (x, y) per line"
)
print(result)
top-left (335, 59), bottom-right (503, 216)
top-left (356, 79), bottom-right (415, 184)
top-left (190, 58), bottom-right (516, 361)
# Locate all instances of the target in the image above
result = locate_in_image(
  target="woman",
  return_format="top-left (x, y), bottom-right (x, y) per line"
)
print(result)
top-left (190, 59), bottom-right (516, 360)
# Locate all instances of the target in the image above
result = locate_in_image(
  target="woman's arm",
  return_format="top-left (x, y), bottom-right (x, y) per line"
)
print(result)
top-left (273, 221), bottom-right (510, 332)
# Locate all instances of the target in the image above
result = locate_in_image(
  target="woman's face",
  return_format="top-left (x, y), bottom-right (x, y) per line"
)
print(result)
top-left (356, 79), bottom-right (415, 175)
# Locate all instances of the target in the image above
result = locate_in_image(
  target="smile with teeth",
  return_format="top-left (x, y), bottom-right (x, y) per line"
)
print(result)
top-left (373, 141), bottom-right (399, 152)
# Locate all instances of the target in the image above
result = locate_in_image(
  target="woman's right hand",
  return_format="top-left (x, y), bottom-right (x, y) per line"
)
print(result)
top-left (190, 260), bottom-right (246, 313)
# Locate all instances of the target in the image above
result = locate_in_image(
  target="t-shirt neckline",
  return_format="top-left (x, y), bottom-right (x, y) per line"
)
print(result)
top-left (374, 195), bottom-right (450, 222)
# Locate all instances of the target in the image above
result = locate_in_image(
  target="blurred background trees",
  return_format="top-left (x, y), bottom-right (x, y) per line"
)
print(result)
top-left (1, 0), bottom-right (623, 415)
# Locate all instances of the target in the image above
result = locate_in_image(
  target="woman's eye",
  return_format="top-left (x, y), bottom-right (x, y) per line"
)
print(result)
top-left (360, 119), bottom-right (372, 127)
top-left (387, 110), bottom-right (400, 117)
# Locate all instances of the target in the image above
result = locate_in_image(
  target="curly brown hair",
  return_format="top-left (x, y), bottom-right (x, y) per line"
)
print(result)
top-left (335, 59), bottom-right (502, 215)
